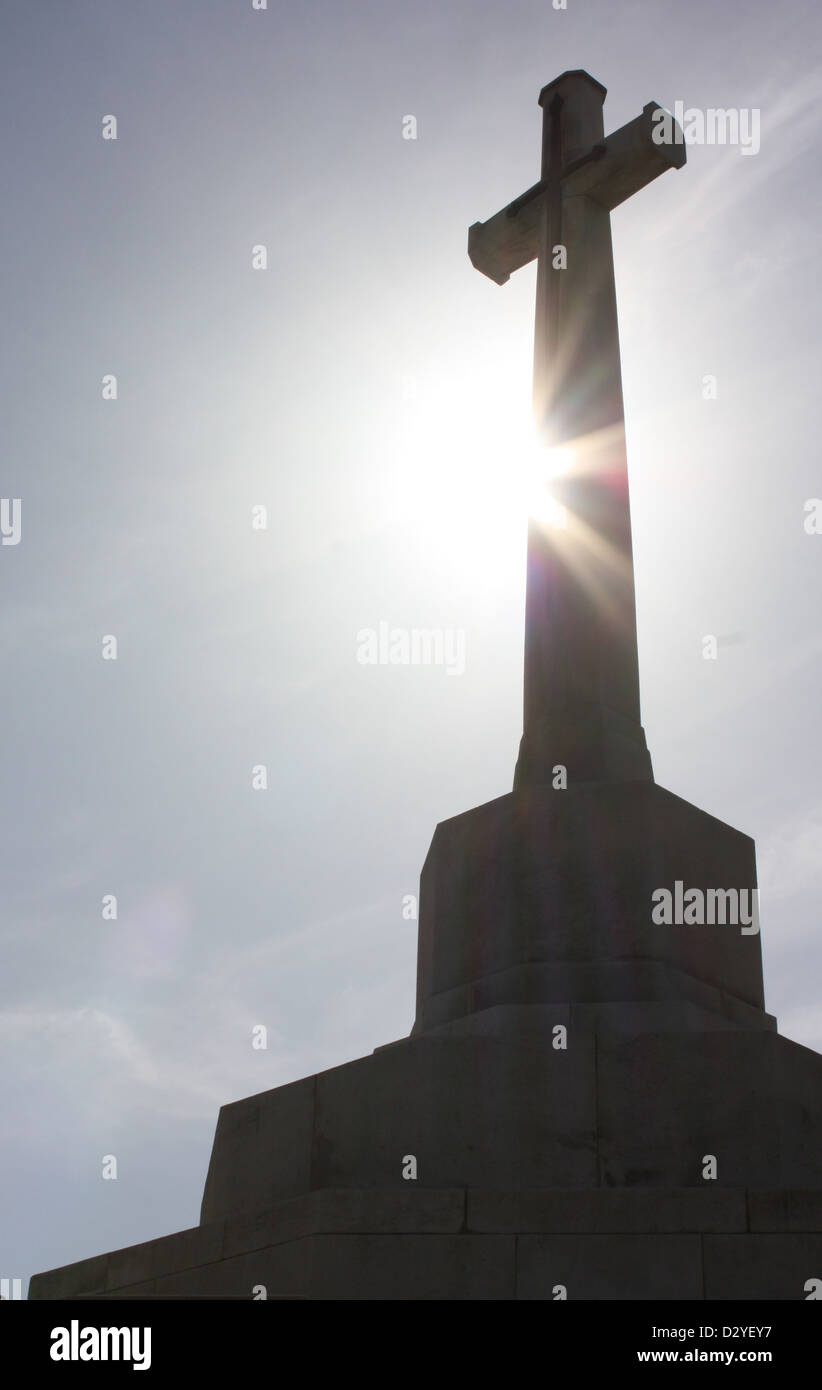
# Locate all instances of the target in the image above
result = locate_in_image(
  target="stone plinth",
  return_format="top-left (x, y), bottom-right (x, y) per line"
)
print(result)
top-left (27, 783), bottom-right (822, 1301)
top-left (413, 782), bottom-right (765, 1036)
top-left (194, 1028), bottom-right (822, 1224)
top-left (29, 1181), bottom-right (822, 1301)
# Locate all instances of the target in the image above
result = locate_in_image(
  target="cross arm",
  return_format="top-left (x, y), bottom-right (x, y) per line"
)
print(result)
top-left (468, 101), bottom-right (685, 285)
top-left (563, 101), bottom-right (685, 210)
top-left (467, 182), bottom-right (545, 286)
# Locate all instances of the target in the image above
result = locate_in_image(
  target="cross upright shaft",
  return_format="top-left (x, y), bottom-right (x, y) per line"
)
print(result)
top-left (469, 70), bottom-right (684, 788)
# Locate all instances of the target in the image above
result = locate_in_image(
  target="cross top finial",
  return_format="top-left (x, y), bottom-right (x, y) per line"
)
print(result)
top-left (537, 69), bottom-right (607, 107)
top-left (538, 71), bottom-right (608, 174)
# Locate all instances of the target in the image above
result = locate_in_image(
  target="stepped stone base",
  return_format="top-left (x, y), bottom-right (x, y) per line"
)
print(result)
top-left (28, 1025), bottom-right (822, 1301)
top-left (28, 781), bottom-right (822, 1301)
top-left (191, 1031), bottom-right (822, 1218)
top-left (29, 1187), bottom-right (822, 1301)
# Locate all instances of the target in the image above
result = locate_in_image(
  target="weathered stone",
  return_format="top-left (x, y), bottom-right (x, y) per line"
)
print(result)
top-left (311, 1035), bottom-right (597, 1191)
top-left (468, 1187), bottom-right (747, 1233)
top-left (748, 1191), bottom-right (822, 1233)
top-left (516, 1234), bottom-right (703, 1300)
top-left (106, 1222), bottom-right (224, 1291)
top-left (200, 1075), bottom-right (315, 1223)
top-left (309, 1234), bottom-right (515, 1300)
top-left (597, 1031), bottom-right (822, 1190)
top-left (426, 999), bottom-right (774, 1042)
top-left (703, 1235), bottom-right (822, 1300)
top-left (98, 1279), bottom-right (156, 1299)
top-left (29, 1253), bottom-right (109, 1301)
top-left (223, 1188), bottom-right (465, 1258)
top-left (413, 783), bottom-right (765, 1037)
top-left (153, 1240), bottom-right (311, 1300)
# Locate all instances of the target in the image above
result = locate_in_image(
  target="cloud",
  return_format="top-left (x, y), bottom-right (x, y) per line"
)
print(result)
top-left (757, 812), bottom-right (822, 916)
top-left (777, 1002), bottom-right (822, 1057)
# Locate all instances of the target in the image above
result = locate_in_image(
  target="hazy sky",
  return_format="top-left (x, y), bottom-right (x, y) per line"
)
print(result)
top-left (3, 0), bottom-right (822, 1292)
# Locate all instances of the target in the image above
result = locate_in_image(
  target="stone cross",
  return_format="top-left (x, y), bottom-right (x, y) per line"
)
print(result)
top-left (469, 71), bottom-right (684, 788)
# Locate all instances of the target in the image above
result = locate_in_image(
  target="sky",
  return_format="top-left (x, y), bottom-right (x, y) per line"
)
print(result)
top-left (2, 0), bottom-right (821, 1294)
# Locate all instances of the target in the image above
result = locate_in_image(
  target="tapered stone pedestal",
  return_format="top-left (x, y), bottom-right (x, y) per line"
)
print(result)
top-left (413, 782), bottom-right (767, 1037)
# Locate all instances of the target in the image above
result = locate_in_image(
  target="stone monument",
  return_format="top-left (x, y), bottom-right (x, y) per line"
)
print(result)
top-left (30, 71), bottom-right (822, 1301)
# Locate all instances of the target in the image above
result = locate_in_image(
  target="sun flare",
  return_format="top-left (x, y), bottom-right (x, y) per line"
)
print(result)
top-left (386, 364), bottom-right (583, 585)
top-left (527, 445), bottom-right (573, 528)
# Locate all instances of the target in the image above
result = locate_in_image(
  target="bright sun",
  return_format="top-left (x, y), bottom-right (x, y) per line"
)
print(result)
top-left (387, 366), bottom-right (573, 585)
top-left (527, 446), bottom-right (573, 528)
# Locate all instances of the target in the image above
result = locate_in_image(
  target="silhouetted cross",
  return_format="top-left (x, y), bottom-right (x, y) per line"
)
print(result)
top-left (469, 71), bottom-right (684, 788)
